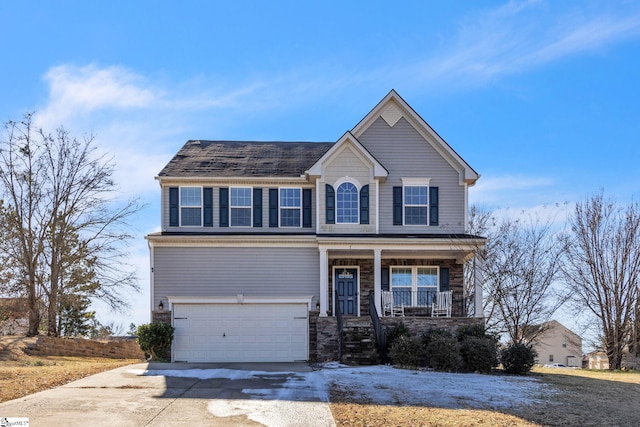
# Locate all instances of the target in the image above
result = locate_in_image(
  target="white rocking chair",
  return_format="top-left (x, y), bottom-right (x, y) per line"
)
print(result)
top-left (382, 291), bottom-right (405, 317)
top-left (431, 291), bottom-right (452, 317)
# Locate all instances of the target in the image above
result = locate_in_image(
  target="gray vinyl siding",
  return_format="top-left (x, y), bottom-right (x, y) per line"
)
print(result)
top-left (359, 117), bottom-right (466, 233)
top-left (161, 184), bottom-right (316, 233)
top-left (153, 246), bottom-right (319, 307)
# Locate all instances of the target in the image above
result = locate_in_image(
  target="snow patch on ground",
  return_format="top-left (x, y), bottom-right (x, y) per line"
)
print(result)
top-left (206, 399), bottom-right (335, 427)
top-left (321, 364), bottom-right (553, 409)
top-left (130, 363), bottom-right (555, 424)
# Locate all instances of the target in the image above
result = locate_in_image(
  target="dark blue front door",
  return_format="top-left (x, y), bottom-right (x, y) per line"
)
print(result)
top-left (336, 268), bottom-right (358, 315)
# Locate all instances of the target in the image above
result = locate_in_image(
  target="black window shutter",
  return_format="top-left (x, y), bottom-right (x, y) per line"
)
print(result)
top-left (326, 184), bottom-right (335, 224)
top-left (393, 186), bottom-right (403, 225)
top-left (253, 188), bottom-right (262, 227)
top-left (169, 187), bottom-right (179, 226)
top-left (219, 187), bottom-right (229, 227)
top-left (269, 188), bottom-right (278, 227)
top-left (429, 187), bottom-right (439, 226)
top-left (203, 187), bottom-right (213, 227)
top-left (360, 184), bottom-right (369, 225)
top-left (302, 188), bottom-right (312, 228)
top-left (440, 267), bottom-right (450, 292)
top-left (381, 267), bottom-right (390, 292)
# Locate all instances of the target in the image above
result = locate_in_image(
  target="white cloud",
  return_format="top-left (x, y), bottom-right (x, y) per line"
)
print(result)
top-left (36, 64), bottom-right (159, 128)
top-left (410, 0), bottom-right (640, 88)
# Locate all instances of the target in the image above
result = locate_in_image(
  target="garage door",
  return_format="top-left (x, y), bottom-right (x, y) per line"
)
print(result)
top-left (172, 303), bottom-right (309, 363)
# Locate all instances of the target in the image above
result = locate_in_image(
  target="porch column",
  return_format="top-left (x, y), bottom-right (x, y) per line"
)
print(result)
top-left (474, 254), bottom-right (483, 318)
top-left (373, 249), bottom-right (382, 316)
top-left (319, 247), bottom-right (329, 317)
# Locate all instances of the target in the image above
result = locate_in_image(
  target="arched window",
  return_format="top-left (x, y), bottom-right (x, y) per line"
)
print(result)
top-left (336, 182), bottom-right (358, 223)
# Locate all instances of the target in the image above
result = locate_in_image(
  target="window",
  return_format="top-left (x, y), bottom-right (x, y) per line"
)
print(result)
top-left (180, 187), bottom-right (202, 226)
top-left (417, 267), bottom-right (438, 306)
top-left (279, 188), bottom-right (301, 227)
top-left (394, 178), bottom-right (438, 226)
top-left (391, 266), bottom-right (439, 307)
top-left (549, 355), bottom-right (554, 362)
top-left (337, 182), bottom-right (358, 223)
top-left (404, 185), bottom-right (428, 225)
top-left (562, 340), bottom-right (567, 348)
top-left (230, 187), bottom-right (252, 226)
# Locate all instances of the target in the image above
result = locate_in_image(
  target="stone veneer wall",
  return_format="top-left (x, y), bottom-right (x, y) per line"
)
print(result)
top-left (315, 316), bottom-right (340, 362)
top-left (381, 316), bottom-right (484, 337)
top-left (152, 310), bottom-right (171, 325)
top-left (25, 336), bottom-right (145, 359)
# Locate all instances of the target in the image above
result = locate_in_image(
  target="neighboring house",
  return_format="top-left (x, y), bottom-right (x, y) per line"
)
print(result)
top-left (146, 90), bottom-right (486, 363)
top-left (0, 298), bottom-right (29, 336)
top-left (528, 320), bottom-right (582, 367)
top-left (587, 350), bottom-right (639, 370)
top-left (587, 351), bottom-right (609, 370)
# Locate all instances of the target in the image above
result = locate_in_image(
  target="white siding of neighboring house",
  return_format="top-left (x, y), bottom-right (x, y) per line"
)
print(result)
top-left (532, 321), bottom-right (582, 367)
top-left (152, 246), bottom-right (320, 308)
top-left (358, 117), bottom-right (466, 234)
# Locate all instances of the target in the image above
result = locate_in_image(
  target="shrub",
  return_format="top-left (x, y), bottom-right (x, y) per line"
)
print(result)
top-left (385, 322), bottom-right (410, 353)
top-left (456, 324), bottom-right (489, 341)
top-left (500, 343), bottom-right (537, 375)
top-left (424, 334), bottom-right (460, 371)
top-left (389, 335), bottom-right (424, 367)
top-left (459, 336), bottom-right (498, 373)
top-left (137, 322), bottom-right (175, 362)
top-left (421, 328), bottom-right (453, 347)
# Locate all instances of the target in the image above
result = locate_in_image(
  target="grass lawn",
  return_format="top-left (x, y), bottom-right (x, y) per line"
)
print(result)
top-left (329, 367), bottom-right (640, 427)
top-left (0, 336), bottom-right (139, 403)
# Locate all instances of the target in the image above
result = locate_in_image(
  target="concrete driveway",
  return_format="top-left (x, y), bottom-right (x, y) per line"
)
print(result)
top-left (0, 362), bottom-right (336, 427)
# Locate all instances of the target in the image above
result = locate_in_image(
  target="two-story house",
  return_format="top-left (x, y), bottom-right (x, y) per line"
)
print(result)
top-left (146, 90), bottom-right (485, 363)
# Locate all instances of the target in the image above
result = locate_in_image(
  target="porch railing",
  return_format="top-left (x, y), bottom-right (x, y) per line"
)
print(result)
top-left (388, 289), bottom-right (438, 308)
top-left (334, 289), bottom-right (344, 362)
top-left (368, 292), bottom-right (387, 360)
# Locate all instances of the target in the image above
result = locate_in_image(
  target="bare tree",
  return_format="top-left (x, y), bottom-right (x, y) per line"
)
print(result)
top-left (464, 205), bottom-right (495, 320)
top-left (563, 192), bottom-right (640, 369)
top-left (474, 210), bottom-right (565, 344)
top-left (0, 113), bottom-right (142, 336)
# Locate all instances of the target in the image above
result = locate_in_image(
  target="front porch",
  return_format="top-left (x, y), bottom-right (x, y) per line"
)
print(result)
top-left (317, 236), bottom-right (484, 320)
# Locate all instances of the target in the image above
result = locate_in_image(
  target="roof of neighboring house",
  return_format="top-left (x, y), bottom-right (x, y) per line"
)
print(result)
top-left (158, 140), bottom-right (335, 178)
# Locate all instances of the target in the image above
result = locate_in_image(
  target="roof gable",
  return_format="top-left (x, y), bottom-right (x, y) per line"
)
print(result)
top-left (351, 90), bottom-right (480, 186)
top-left (306, 131), bottom-right (388, 179)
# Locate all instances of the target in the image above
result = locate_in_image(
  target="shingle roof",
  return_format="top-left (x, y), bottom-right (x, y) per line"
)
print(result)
top-left (158, 140), bottom-right (335, 177)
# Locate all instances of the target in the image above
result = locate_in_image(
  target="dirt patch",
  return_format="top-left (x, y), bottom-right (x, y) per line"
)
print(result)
top-left (0, 335), bottom-right (139, 403)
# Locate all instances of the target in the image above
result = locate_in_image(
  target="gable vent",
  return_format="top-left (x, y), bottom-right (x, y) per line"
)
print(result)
top-left (381, 104), bottom-right (403, 127)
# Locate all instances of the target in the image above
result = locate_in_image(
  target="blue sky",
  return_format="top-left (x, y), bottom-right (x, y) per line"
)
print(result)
top-left (1, 1), bottom-right (640, 331)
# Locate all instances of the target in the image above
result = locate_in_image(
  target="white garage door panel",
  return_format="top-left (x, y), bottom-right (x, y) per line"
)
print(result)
top-left (173, 303), bottom-right (308, 363)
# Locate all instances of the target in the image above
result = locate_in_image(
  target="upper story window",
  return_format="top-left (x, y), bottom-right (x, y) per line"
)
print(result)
top-left (393, 178), bottom-right (438, 226)
top-left (180, 187), bottom-right (202, 226)
top-left (279, 188), bottom-right (301, 227)
top-left (404, 185), bottom-right (428, 225)
top-left (230, 187), bottom-right (252, 227)
top-left (336, 182), bottom-right (358, 224)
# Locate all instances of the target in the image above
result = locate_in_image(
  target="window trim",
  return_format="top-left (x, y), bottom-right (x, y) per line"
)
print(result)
top-left (179, 186), bottom-right (203, 227)
top-left (390, 265), bottom-right (440, 307)
top-left (335, 179), bottom-right (360, 224)
top-left (401, 178), bottom-right (431, 226)
top-left (229, 186), bottom-right (253, 227)
top-left (278, 187), bottom-right (302, 228)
